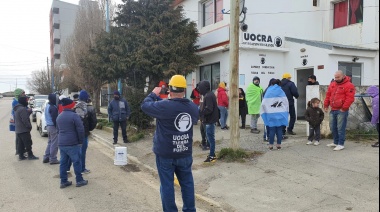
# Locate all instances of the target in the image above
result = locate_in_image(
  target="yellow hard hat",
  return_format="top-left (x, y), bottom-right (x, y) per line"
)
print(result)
top-left (282, 73), bottom-right (292, 79)
top-left (168, 75), bottom-right (187, 88)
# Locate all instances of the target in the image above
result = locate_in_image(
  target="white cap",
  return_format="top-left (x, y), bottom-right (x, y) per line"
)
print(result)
top-left (59, 95), bottom-right (67, 100)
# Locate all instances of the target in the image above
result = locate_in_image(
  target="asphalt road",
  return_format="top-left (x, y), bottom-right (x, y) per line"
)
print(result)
top-left (0, 97), bottom-right (165, 212)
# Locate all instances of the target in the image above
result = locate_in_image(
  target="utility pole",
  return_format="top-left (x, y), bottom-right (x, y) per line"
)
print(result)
top-left (106, 0), bottom-right (111, 103)
top-left (229, 0), bottom-right (240, 150)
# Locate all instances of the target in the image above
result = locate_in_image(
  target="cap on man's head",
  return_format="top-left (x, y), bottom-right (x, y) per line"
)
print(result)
top-left (73, 94), bottom-right (79, 100)
top-left (282, 73), bottom-right (292, 79)
top-left (114, 91), bottom-right (121, 96)
top-left (61, 98), bottom-right (76, 109)
top-left (308, 75), bottom-right (317, 81)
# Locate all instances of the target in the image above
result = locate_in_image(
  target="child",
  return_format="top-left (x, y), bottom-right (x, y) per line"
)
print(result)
top-left (239, 88), bottom-right (248, 129)
top-left (305, 98), bottom-right (324, 146)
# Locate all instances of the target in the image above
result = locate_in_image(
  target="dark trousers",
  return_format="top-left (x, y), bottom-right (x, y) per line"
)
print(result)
top-left (283, 104), bottom-right (296, 133)
top-left (239, 109), bottom-right (247, 128)
top-left (16, 132), bottom-right (34, 157)
top-left (113, 121), bottom-right (127, 142)
top-left (200, 122), bottom-right (209, 147)
top-left (308, 125), bottom-right (321, 142)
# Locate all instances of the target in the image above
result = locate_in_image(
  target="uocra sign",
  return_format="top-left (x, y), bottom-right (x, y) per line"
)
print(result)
top-left (242, 33), bottom-right (283, 48)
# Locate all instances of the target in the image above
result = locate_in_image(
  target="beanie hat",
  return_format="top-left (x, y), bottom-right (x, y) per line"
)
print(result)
top-left (253, 76), bottom-right (261, 83)
top-left (73, 94), bottom-right (79, 100)
top-left (219, 82), bottom-right (226, 89)
top-left (61, 98), bottom-right (76, 110)
top-left (114, 91), bottom-right (121, 96)
top-left (14, 88), bottom-right (25, 100)
top-left (282, 73), bottom-right (292, 79)
top-left (79, 90), bottom-right (89, 101)
top-left (18, 96), bottom-right (28, 107)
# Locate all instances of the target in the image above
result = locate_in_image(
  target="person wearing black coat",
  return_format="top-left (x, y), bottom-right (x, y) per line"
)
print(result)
top-left (239, 88), bottom-right (248, 129)
top-left (305, 98), bottom-right (324, 146)
top-left (281, 73), bottom-right (299, 135)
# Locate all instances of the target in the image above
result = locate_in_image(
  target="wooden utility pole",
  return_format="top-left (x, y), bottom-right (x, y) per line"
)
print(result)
top-left (229, 0), bottom-right (240, 150)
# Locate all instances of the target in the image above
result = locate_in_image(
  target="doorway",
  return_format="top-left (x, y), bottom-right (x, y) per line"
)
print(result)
top-left (296, 68), bottom-right (314, 120)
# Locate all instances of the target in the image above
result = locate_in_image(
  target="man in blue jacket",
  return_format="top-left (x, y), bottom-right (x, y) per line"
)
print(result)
top-left (57, 98), bottom-right (88, 188)
top-left (141, 75), bottom-right (199, 212)
top-left (43, 94), bottom-right (60, 164)
top-left (108, 91), bottom-right (131, 144)
top-left (281, 73), bottom-right (299, 135)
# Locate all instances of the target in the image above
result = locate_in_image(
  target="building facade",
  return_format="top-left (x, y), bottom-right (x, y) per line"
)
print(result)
top-left (49, 0), bottom-right (78, 71)
top-left (177, 0), bottom-right (379, 118)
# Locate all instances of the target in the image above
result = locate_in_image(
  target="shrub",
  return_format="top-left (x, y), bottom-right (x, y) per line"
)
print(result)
top-left (125, 88), bottom-right (154, 130)
top-left (218, 148), bottom-right (249, 163)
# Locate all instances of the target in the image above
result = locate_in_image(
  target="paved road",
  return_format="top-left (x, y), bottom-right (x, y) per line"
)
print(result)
top-left (0, 97), bottom-right (202, 212)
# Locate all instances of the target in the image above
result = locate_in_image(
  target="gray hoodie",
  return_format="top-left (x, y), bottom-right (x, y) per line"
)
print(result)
top-left (14, 104), bottom-right (32, 133)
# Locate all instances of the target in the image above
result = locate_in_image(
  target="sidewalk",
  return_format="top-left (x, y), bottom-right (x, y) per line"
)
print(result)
top-left (90, 119), bottom-right (379, 211)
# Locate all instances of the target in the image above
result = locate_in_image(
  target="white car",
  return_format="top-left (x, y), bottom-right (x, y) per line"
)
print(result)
top-left (32, 99), bottom-right (47, 122)
top-left (35, 100), bottom-right (49, 137)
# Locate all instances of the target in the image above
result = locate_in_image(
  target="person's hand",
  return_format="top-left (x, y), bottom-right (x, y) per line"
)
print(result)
top-left (324, 107), bottom-right (328, 113)
top-left (152, 87), bottom-right (162, 96)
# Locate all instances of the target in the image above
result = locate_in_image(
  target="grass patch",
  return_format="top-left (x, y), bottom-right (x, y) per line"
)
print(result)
top-left (129, 132), bottom-right (145, 142)
top-left (322, 129), bottom-right (378, 141)
top-left (218, 148), bottom-right (250, 163)
top-left (96, 119), bottom-right (113, 129)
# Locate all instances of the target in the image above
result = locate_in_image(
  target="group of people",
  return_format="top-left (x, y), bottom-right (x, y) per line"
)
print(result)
top-left (10, 89), bottom-right (97, 188)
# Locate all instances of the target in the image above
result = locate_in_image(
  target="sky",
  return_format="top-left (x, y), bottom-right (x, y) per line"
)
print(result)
top-left (0, 0), bottom-right (122, 94)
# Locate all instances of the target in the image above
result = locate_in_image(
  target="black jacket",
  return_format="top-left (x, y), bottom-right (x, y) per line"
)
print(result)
top-left (199, 81), bottom-right (219, 124)
top-left (305, 106), bottom-right (324, 127)
top-left (281, 79), bottom-right (299, 106)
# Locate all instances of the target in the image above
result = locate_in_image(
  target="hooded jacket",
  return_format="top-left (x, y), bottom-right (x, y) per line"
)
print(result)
top-left (45, 94), bottom-right (59, 127)
top-left (108, 97), bottom-right (131, 122)
top-left (199, 81), bottom-right (219, 124)
top-left (281, 79), bottom-right (299, 106)
top-left (13, 97), bottom-right (32, 134)
top-left (217, 87), bottom-right (229, 108)
top-left (324, 76), bottom-right (355, 112)
top-left (367, 86), bottom-right (379, 125)
top-left (12, 88), bottom-right (25, 117)
top-left (57, 109), bottom-right (85, 146)
top-left (141, 93), bottom-right (199, 159)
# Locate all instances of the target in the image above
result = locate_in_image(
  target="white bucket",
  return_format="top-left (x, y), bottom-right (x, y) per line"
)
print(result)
top-left (114, 147), bottom-right (128, 166)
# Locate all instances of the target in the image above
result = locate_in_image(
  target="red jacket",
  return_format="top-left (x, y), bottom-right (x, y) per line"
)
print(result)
top-left (217, 87), bottom-right (229, 108)
top-left (324, 76), bottom-right (355, 111)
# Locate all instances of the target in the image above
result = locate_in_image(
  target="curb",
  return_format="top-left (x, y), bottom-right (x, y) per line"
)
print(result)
top-left (90, 131), bottom-right (227, 211)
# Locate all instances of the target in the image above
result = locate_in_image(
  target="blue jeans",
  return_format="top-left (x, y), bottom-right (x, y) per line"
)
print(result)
top-left (81, 136), bottom-right (88, 172)
top-left (263, 125), bottom-right (270, 140)
top-left (268, 126), bottom-right (283, 145)
top-left (156, 155), bottom-right (195, 212)
top-left (205, 124), bottom-right (216, 157)
top-left (218, 106), bottom-right (228, 128)
top-left (59, 145), bottom-right (83, 184)
top-left (329, 110), bottom-right (349, 146)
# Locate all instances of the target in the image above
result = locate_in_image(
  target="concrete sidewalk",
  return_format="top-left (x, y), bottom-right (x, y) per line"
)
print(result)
top-left (90, 117), bottom-right (379, 212)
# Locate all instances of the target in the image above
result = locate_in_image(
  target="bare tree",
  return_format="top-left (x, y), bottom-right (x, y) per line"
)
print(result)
top-left (27, 69), bottom-right (63, 94)
top-left (62, 0), bottom-right (117, 112)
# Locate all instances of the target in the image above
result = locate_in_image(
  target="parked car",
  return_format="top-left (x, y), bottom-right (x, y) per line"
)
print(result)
top-left (0, 94), bottom-right (3, 98)
top-left (35, 100), bottom-right (49, 137)
top-left (32, 99), bottom-right (47, 122)
top-left (30, 95), bottom-right (48, 107)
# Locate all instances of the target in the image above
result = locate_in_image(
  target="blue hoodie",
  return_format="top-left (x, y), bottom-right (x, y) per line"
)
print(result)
top-left (45, 94), bottom-right (59, 127)
top-left (141, 93), bottom-right (199, 159)
top-left (56, 109), bottom-right (84, 146)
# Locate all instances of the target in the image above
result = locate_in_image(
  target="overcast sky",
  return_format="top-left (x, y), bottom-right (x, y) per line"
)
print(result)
top-left (0, 0), bottom-right (122, 94)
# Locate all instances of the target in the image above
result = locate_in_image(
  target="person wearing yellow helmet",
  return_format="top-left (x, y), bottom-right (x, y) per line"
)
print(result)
top-left (141, 74), bottom-right (199, 211)
top-left (281, 73), bottom-right (299, 135)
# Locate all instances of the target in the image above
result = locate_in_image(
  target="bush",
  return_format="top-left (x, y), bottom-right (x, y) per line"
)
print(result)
top-left (125, 88), bottom-right (154, 130)
top-left (218, 148), bottom-right (249, 163)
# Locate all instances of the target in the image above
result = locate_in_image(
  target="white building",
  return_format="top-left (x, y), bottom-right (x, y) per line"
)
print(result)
top-left (177, 0), bottom-right (379, 118)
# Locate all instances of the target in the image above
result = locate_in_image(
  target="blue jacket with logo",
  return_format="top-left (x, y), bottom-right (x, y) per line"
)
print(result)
top-left (141, 93), bottom-right (199, 159)
top-left (108, 98), bottom-right (131, 122)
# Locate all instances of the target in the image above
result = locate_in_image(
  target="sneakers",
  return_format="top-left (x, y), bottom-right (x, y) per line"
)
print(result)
top-left (326, 143), bottom-right (337, 147)
top-left (204, 155), bottom-right (217, 163)
top-left (314, 141), bottom-right (320, 146)
top-left (123, 139), bottom-right (130, 143)
top-left (76, 180), bottom-right (88, 187)
top-left (82, 169), bottom-right (91, 174)
top-left (372, 142), bottom-right (379, 147)
top-left (333, 145), bottom-right (345, 151)
top-left (50, 160), bottom-right (60, 165)
top-left (306, 141), bottom-right (313, 145)
top-left (42, 158), bottom-right (50, 163)
top-left (28, 155), bottom-right (39, 160)
top-left (60, 181), bottom-right (72, 189)
top-left (287, 131), bottom-right (296, 135)
top-left (18, 156), bottom-right (27, 161)
top-left (250, 129), bottom-right (260, 134)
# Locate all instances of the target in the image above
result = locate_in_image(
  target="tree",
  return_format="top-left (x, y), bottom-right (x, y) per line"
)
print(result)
top-left (27, 69), bottom-right (62, 94)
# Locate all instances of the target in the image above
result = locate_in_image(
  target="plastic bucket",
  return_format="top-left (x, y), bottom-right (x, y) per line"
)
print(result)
top-left (114, 147), bottom-right (128, 166)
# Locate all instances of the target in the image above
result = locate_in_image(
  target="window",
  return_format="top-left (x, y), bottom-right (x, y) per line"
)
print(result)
top-left (200, 63), bottom-right (220, 91)
top-left (338, 62), bottom-right (362, 86)
top-left (202, 0), bottom-right (223, 27)
top-left (313, 0), bottom-right (319, 7)
top-left (334, 0), bottom-right (363, 29)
